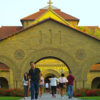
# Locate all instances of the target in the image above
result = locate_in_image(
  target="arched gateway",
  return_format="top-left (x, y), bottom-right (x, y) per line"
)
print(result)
top-left (35, 57), bottom-right (70, 79)
top-left (0, 1), bottom-right (100, 89)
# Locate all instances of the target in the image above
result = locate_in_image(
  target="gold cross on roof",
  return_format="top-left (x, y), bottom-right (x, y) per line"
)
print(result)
top-left (48, 0), bottom-right (53, 9)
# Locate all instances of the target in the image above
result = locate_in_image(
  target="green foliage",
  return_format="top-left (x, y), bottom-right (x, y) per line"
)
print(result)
top-left (0, 97), bottom-right (22, 100)
top-left (79, 96), bottom-right (100, 100)
top-left (94, 28), bottom-right (100, 38)
top-left (79, 26), bottom-right (93, 34)
top-left (79, 26), bottom-right (85, 32)
top-left (86, 27), bottom-right (93, 35)
top-left (78, 26), bottom-right (93, 35)
top-left (78, 26), bottom-right (100, 39)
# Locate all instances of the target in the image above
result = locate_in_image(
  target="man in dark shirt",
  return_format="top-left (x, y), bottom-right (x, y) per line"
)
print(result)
top-left (67, 71), bottom-right (75, 99)
top-left (29, 61), bottom-right (40, 100)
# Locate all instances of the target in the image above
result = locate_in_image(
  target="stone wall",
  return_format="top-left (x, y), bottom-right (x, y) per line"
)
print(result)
top-left (0, 20), bottom-right (100, 88)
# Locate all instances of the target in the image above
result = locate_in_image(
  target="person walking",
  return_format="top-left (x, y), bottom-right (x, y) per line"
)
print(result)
top-left (50, 75), bottom-right (58, 98)
top-left (67, 71), bottom-right (75, 99)
top-left (39, 74), bottom-right (44, 98)
top-left (45, 82), bottom-right (50, 93)
top-left (22, 72), bottom-right (29, 100)
top-left (29, 62), bottom-right (41, 100)
top-left (58, 73), bottom-right (68, 98)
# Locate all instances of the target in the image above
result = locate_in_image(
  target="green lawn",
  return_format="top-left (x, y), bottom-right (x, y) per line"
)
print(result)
top-left (0, 96), bottom-right (22, 100)
top-left (79, 96), bottom-right (100, 100)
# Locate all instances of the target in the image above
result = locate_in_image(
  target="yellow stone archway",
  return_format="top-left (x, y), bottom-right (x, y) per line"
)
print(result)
top-left (35, 57), bottom-right (69, 78)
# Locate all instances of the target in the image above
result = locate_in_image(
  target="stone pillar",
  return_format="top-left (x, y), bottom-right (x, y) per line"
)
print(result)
top-left (9, 69), bottom-right (14, 88)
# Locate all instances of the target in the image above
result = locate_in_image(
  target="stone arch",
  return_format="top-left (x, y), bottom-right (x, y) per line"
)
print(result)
top-left (0, 55), bottom-right (16, 88)
top-left (64, 71), bottom-right (69, 77)
top-left (42, 69), bottom-right (60, 84)
top-left (20, 47), bottom-right (79, 79)
top-left (35, 56), bottom-right (70, 71)
top-left (42, 69), bottom-right (60, 78)
top-left (0, 55), bottom-right (16, 71)
top-left (91, 77), bottom-right (100, 89)
top-left (0, 77), bottom-right (9, 88)
top-left (81, 56), bottom-right (100, 80)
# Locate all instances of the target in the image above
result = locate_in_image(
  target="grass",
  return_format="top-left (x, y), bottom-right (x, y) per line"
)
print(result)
top-left (79, 96), bottom-right (100, 100)
top-left (0, 96), bottom-right (22, 100)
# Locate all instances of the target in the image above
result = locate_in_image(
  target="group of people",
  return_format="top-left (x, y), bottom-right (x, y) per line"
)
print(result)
top-left (22, 61), bottom-right (75, 100)
top-left (47, 72), bottom-right (74, 99)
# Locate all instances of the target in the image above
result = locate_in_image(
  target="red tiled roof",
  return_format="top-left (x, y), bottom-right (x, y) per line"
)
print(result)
top-left (90, 64), bottom-right (100, 72)
top-left (0, 26), bottom-right (23, 40)
top-left (21, 9), bottom-right (79, 21)
top-left (20, 18), bottom-right (100, 41)
top-left (0, 19), bottom-right (99, 41)
top-left (0, 63), bottom-right (9, 71)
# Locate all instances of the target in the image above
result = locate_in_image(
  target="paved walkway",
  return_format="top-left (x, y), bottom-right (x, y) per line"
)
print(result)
top-left (19, 93), bottom-right (81, 100)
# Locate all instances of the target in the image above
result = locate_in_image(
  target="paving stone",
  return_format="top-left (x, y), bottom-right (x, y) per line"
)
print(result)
top-left (19, 93), bottom-right (81, 100)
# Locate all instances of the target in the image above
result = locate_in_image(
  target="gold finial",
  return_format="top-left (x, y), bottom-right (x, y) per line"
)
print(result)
top-left (48, 0), bottom-right (53, 9)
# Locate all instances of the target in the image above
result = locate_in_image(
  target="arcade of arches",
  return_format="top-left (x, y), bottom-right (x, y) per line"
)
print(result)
top-left (0, 60), bottom-right (100, 89)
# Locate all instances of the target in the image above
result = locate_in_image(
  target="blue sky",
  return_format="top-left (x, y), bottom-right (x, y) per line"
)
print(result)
top-left (0, 0), bottom-right (100, 27)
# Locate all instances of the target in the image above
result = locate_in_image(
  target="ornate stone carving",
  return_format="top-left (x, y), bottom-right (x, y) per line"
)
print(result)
top-left (59, 31), bottom-right (61, 44)
top-left (39, 30), bottom-right (42, 44)
top-left (49, 29), bottom-right (52, 44)
top-left (76, 49), bottom-right (86, 60)
top-left (14, 49), bottom-right (25, 59)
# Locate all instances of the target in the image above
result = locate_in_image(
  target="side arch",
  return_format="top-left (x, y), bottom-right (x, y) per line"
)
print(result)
top-left (0, 55), bottom-right (17, 71)
top-left (0, 55), bottom-right (16, 88)
top-left (91, 77), bottom-right (100, 89)
top-left (0, 77), bottom-right (9, 88)
top-left (81, 56), bottom-right (100, 80)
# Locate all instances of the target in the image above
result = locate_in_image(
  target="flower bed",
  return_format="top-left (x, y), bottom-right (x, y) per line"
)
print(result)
top-left (73, 88), bottom-right (100, 97)
top-left (0, 88), bottom-right (24, 97)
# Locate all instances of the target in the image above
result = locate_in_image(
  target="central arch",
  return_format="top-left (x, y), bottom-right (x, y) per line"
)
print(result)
top-left (35, 57), bottom-right (69, 80)
top-left (21, 48), bottom-right (79, 80)
top-left (35, 56), bottom-right (71, 71)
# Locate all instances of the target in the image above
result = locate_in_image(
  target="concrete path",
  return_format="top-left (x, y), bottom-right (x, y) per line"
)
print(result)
top-left (19, 93), bottom-right (81, 100)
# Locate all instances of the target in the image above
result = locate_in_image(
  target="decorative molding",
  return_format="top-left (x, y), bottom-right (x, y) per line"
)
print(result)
top-left (49, 29), bottom-right (52, 44)
top-left (14, 49), bottom-right (25, 60)
top-left (76, 49), bottom-right (86, 60)
top-left (59, 31), bottom-right (61, 44)
top-left (39, 30), bottom-right (42, 44)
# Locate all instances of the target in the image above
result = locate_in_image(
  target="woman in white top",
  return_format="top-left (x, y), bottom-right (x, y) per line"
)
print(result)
top-left (58, 73), bottom-right (68, 98)
top-left (50, 75), bottom-right (58, 97)
top-left (22, 72), bottom-right (29, 99)
top-left (39, 74), bottom-right (44, 97)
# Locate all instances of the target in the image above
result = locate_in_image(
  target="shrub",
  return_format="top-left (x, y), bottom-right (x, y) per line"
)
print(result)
top-left (73, 88), bottom-right (100, 97)
top-left (0, 88), bottom-right (24, 97)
